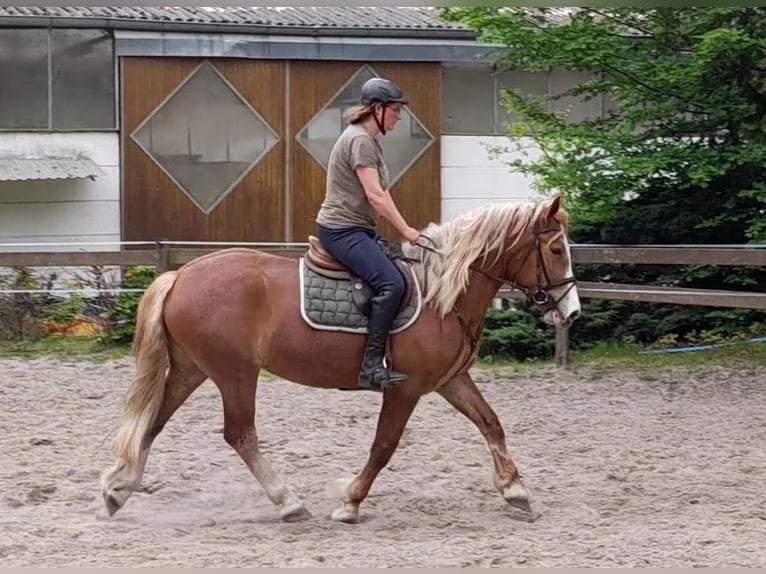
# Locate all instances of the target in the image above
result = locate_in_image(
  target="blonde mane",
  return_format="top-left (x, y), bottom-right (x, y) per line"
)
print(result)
top-left (402, 200), bottom-right (551, 318)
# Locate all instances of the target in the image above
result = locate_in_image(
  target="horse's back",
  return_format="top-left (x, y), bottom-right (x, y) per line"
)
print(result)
top-left (180, 246), bottom-right (292, 271)
top-left (165, 247), bottom-right (296, 317)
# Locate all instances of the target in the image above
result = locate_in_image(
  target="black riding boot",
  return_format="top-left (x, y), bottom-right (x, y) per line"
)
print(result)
top-left (358, 287), bottom-right (408, 391)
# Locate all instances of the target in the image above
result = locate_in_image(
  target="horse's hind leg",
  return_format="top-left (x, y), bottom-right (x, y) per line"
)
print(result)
top-left (438, 372), bottom-right (532, 515)
top-left (101, 342), bottom-right (206, 516)
top-left (215, 373), bottom-right (310, 522)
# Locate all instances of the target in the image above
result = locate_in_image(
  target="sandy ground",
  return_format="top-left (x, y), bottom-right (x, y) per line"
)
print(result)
top-left (1, 356), bottom-right (765, 567)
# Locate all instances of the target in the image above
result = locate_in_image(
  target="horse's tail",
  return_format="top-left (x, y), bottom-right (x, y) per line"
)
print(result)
top-left (111, 270), bottom-right (179, 467)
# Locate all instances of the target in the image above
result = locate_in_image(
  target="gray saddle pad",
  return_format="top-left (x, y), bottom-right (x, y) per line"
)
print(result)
top-left (298, 257), bottom-right (423, 334)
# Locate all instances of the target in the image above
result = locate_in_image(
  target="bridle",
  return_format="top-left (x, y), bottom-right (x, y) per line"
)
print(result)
top-left (419, 218), bottom-right (578, 318)
top-left (486, 219), bottom-right (578, 315)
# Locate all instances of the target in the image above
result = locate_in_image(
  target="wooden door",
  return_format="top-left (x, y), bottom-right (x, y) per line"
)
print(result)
top-left (288, 61), bottom-right (442, 243)
top-left (121, 57), bottom-right (286, 242)
top-left (121, 58), bottom-right (441, 244)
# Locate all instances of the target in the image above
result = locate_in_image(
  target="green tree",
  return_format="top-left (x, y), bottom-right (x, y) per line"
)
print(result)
top-left (441, 7), bottom-right (766, 352)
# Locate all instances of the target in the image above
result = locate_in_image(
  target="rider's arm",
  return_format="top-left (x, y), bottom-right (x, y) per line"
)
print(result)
top-left (355, 166), bottom-right (411, 235)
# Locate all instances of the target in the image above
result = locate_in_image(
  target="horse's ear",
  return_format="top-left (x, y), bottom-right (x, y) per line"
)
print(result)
top-left (545, 193), bottom-right (563, 221)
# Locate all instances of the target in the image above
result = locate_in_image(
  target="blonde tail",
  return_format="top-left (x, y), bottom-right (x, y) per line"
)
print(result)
top-left (111, 270), bottom-right (179, 467)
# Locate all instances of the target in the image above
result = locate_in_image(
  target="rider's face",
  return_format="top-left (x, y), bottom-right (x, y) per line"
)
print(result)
top-left (376, 104), bottom-right (402, 133)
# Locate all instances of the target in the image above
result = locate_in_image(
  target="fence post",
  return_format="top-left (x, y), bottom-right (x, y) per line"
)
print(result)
top-left (155, 239), bottom-right (170, 275)
top-left (555, 325), bottom-right (570, 368)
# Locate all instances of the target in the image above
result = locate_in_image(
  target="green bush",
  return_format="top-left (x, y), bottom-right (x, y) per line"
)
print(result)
top-left (45, 293), bottom-right (88, 326)
top-left (99, 266), bottom-right (156, 346)
top-left (479, 306), bottom-right (555, 362)
top-left (568, 297), bottom-right (766, 352)
top-left (477, 296), bottom-right (766, 362)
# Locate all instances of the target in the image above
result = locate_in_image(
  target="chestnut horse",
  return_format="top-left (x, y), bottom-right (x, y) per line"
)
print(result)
top-left (100, 194), bottom-right (580, 523)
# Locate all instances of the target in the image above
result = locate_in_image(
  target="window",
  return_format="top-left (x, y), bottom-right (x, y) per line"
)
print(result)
top-left (549, 69), bottom-right (605, 123)
top-left (51, 29), bottom-right (115, 129)
top-left (131, 60), bottom-right (279, 214)
top-left (441, 63), bottom-right (607, 136)
top-left (0, 29), bottom-right (48, 129)
top-left (296, 64), bottom-right (435, 188)
top-left (496, 68), bottom-right (549, 132)
top-left (0, 28), bottom-right (115, 130)
top-left (441, 63), bottom-right (496, 135)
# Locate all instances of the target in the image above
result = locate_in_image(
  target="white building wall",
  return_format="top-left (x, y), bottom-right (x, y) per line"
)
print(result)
top-left (440, 135), bottom-right (546, 222)
top-left (0, 133), bottom-right (120, 252)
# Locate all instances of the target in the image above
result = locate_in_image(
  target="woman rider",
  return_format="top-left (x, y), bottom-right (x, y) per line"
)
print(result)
top-left (315, 76), bottom-right (422, 391)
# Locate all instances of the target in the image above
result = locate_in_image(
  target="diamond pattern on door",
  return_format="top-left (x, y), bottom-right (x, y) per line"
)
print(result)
top-left (295, 64), bottom-right (434, 188)
top-left (131, 60), bottom-right (279, 214)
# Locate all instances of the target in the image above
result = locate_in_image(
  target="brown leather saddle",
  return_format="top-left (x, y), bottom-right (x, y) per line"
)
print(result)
top-left (304, 235), bottom-right (416, 317)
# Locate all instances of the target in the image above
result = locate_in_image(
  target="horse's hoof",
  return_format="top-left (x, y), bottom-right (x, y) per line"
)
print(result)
top-left (280, 502), bottom-right (312, 523)
top-left (103, 492), bottom-right (123, 517)
top-left (503, 479), bottom-right (532, 514)
top-left (331, 505), bottom-right (360, 523)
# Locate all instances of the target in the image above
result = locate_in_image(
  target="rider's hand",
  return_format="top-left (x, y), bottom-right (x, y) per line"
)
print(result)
top-left (403, 226), bottom-right (421, 246)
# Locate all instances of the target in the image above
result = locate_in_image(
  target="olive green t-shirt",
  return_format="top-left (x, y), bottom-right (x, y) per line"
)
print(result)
top-left (315, 123), bottom-right (390, 230)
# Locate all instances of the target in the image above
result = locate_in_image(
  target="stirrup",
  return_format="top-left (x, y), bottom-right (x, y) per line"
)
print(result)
top-left (358, 366), bottom-right (408, 391)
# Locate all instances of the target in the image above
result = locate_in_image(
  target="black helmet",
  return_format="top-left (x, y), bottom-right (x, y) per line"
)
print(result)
top-left (360, 77), bottom-right (409, 106)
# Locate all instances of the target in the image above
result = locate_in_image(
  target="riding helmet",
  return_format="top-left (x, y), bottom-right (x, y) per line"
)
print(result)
top-left (360, 77), bottom-right (409, 106)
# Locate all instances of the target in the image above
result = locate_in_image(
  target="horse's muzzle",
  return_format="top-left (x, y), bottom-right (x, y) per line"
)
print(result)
top-left (545, 308), bottom-right (580, 327)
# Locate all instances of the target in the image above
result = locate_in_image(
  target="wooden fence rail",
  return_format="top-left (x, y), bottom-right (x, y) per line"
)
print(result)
top-left (1, 242), bottom-right (765, 367)
top-left (2, 243), bottom-right (765, 270)
top-left (572, 246), bottom-right (766, 266)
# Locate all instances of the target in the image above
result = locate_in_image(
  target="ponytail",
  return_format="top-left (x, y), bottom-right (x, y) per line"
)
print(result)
top-left (346, 104), bottom-right (374, 124)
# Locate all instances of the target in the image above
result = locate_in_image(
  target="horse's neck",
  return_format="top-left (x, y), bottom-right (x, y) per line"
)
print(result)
top-left (453, 263), bottom-right (503, 325)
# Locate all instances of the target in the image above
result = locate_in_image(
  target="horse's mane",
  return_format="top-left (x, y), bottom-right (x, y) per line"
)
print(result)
top-left (402, 200), bottom-right (555, 318)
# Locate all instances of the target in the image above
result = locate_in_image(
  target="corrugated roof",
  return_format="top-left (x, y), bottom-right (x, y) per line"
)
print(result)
top-left (0, 7), bottom-right (472, 36)
top-left (0, 156), bottom-right (104, 181)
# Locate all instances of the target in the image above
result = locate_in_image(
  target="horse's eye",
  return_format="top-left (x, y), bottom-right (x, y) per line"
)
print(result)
top-left (549, 245), bottom-right (564, 256)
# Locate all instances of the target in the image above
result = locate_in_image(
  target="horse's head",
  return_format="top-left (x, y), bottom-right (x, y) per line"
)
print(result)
top-left (500, 194), bottom-right (581, 327)
top-left (412, 195), bottom-right (581, 325)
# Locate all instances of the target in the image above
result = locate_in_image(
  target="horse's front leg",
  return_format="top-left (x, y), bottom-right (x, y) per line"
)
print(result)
top-left (438, 372), bottom-right (532, 514)
top-left (331, 387), bottom-right (420, 523)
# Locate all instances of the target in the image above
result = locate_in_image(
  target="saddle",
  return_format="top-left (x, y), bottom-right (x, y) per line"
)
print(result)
top-left (304, 235), bottom-right (416, 317)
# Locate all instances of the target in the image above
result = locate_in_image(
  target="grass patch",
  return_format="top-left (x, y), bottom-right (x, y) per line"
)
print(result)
top-left (476, 339), bottom-right (766, 372)
top-left (571, 340), bottom-right (766, 369)
top-left (0, 337), bottom-right (279, 381)
top-left (0, 337), bottom-right (131, 362)
top-left (2, 335), bottom-right (766, 375)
